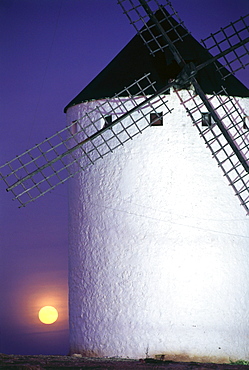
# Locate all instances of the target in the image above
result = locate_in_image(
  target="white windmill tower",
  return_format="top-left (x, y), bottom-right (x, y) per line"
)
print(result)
top-left (1, 0), bottom-right (249, 364)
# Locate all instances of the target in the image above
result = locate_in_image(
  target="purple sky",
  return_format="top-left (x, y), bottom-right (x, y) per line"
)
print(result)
top-left (0, 0), bottom-right (248, 356)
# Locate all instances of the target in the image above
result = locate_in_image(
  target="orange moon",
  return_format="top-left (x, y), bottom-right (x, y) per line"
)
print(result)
top-left (38, 306), bottom-right (58, 324)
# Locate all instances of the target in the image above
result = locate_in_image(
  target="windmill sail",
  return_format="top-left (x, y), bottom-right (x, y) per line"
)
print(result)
top-left (118, 0), bottom-right (249, 75)
top-left (175, 86), bottom-right (249, 213)
top-left (0, 74), bottom-right (173, 207)
top-left (201, 14), bottom-right (249, 79)
top-left (1, 0), bottom-right (249, 212)
top-left (118, 0), bottom-right (190, 57)
top-left (119, 0), bottom-right (249, 212)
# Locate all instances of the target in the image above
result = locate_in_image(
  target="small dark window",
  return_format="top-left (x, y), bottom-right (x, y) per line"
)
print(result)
top-left (150, 112), bottom-right (163, 126)
top-left (243, 116), bottom-right (248, 130)
top-left (104, 115), bottom-right (112, 127)
top-left (201, 112), bottom-right (213, 127)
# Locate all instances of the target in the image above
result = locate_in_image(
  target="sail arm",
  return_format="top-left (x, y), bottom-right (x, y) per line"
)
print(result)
top-left (117, 0), bottom-right (189, 56)
top-left (0, 74), bottom-right (174, 207)
top-left (174, 81), bottom-right (249, 213)
top-left (201, 14), bottom-right (249, 78)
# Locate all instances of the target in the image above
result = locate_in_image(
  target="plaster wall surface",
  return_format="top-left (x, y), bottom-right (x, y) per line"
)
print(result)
top-left (67, 91), bottom-right (249, 362)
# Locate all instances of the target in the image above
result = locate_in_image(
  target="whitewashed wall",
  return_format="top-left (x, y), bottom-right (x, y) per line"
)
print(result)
top-left (67, 91), bottom-right (249, 363)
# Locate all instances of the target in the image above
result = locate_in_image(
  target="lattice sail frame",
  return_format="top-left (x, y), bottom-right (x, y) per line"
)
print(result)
top-left (119, 0), bottom-right (249, 75)
top-left (118, 0), bottom-right (249, 213)
top-left (1, 0), bottom-right (249, 212)
top-left (118, 0), bottom-right (189, 56)
top-left (175, 87), bottom-right (249, 213)
top-left (201, 14), bottom-right (249, 79)
top-left (0, 74), bottom-right (173, 207)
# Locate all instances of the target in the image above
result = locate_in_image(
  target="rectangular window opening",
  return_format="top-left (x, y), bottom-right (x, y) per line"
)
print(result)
top-left (150, 112), bottom-right (163, 126)
top-left (104, 115), bottom-right (112, 128)
top-left (243, 116), bottom-right (248, 130)
top-left (201, 112), bottom-right (213, 127)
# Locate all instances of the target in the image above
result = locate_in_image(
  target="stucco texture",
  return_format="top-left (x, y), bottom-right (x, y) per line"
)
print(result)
top-left (67, 91), bottom-right (249, 362)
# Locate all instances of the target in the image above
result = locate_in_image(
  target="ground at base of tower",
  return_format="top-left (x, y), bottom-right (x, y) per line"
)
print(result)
top-left (1, 354), bottom-right (249, 369)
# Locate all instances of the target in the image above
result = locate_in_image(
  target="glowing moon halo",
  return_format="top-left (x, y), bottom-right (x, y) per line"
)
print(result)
top-left (38, 306), bottom-right (58, 324)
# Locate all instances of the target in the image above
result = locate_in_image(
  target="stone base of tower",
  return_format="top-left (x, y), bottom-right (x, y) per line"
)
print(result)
top-left (67, 352), bottom-right (234, 366)
top-left (67, 93), bottom-right (249, 364)
top-left (67, 349), bottom-right (238, 365)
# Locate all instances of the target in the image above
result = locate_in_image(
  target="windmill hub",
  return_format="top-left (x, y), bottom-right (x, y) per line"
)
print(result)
top-left (174, 62), bottom-right (197, 89)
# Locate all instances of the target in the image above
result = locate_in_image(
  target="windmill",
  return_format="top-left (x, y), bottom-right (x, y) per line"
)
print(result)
top-left (1, 0), bottom-right (249, 363)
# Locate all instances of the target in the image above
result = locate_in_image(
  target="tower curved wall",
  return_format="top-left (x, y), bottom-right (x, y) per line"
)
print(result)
top-left (67, 91), bottom-right (249, 362)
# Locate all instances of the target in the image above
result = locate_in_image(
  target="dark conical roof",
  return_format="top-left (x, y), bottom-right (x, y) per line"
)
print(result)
top-left (64, 11), bottom-right (249, 113)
